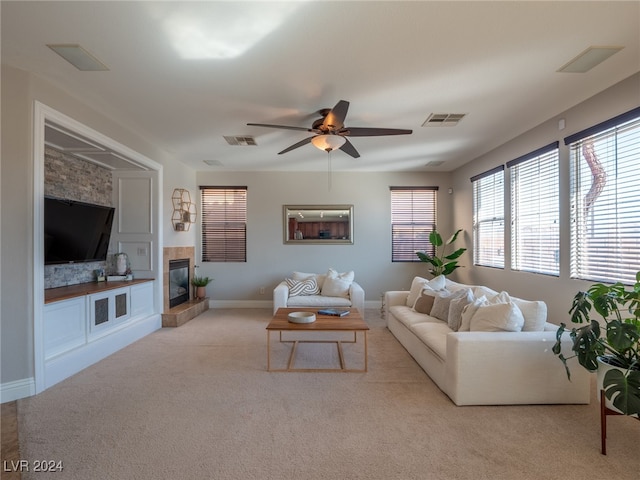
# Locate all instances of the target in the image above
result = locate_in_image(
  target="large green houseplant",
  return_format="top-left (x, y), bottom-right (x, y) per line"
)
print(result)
top-left (415, 229), bottom-right (466, 277)
top-left (553, 272), bottom-right (640, 416)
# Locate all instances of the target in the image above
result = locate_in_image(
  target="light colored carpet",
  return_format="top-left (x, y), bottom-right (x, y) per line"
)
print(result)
top-left (18, 308), bottom-right (639, 479)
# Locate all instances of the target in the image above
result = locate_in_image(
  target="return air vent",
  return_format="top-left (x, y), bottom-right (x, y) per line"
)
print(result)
top-left (224, 135), bottom-right (257, 146)
top-left (203, 160), bottom-right (224, 166)
top-left (422, 113), bottom-right (466, 127)
top-left (425, 160), bottom-right (445, 167)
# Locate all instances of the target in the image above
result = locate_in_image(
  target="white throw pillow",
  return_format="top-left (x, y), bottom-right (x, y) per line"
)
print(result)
top-left (286, 277), bottom-right (320, 297)
top-left (458, 295), bottom-right (488, 332)
top-left (321, 268), bottom-right (355, 298)
top-left (292, 271), bottom-right (326, 289)
top-left (447, 289), bottom-right (474, 331)
top-left (511, 297), bottom-right (547, 332)
top-left (406, 275), bottom-right (446, 307)
top-left (468, 302), bottom-right (525, 332)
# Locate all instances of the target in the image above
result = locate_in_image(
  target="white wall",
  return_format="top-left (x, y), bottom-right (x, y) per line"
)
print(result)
top-left (195, 171), bottom-right (455, 304)
top-left (450, 72), bottom-right (640, 325)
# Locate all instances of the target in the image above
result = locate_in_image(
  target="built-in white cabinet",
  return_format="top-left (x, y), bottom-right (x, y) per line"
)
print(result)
top-left (43, 279), bottom-right (159, 388)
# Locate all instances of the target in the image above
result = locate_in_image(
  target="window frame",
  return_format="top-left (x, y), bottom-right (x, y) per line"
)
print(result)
top-left (471, 166), bottom-right (505, 269)
top-left (200, 186), bottom-right (247, 263)
top-left (390, 186), bottom-right (438, 262)
top-left (507, 142), bottom-right (560, 276)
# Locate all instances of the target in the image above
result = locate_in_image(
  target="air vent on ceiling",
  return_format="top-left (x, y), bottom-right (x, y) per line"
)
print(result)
top-left (224, 136), bottom-right (257, 146)
top-left (203, 160), bottom-right (224, 166)
top-left (425, 160), bottom-right (445, 167)
top-left (422, 113), bottom-right (466, 127)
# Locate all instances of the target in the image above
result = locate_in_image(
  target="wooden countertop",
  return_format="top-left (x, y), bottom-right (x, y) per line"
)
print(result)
top-left (45, 278), bottom-right (154, 304)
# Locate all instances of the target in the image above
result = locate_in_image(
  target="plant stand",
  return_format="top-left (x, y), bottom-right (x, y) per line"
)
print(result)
top-left (600, 389), bottom-right (640, 455)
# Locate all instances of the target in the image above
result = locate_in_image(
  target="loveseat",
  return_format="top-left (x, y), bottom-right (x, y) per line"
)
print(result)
top-left (273, 269), bottom-right (365, 315)
top-left (385, 276), bottom-right (591, 406)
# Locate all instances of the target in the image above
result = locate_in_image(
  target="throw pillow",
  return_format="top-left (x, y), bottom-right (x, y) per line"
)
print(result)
top-left (458, 295), bottom-right (488, 332)
top-left (292, 271), bottom-right (326, 290)
top-left (286, 277), bottom-right (320, 297)
top-left (430, 288), bottom-right (467, 322)
top-left (413, 288), bottom-right (437, 314)
top-left (511, 298), bottom-right (547, 332)
top-left (321, 268), bottom-right (355, 298)
top-left (468, 302), bottom-right (525, 332)
top-left (447, 288), bottom-right (474, 331)
top-left (406, 275), bottom-right (446, 307)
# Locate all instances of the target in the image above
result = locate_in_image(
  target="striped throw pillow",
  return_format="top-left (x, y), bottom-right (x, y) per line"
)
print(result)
top-left (286, 277), bottom-right (320, 297)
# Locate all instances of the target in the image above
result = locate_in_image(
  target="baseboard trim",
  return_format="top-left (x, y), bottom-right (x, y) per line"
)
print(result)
top-left (1, 377), bottom-right (36, 403)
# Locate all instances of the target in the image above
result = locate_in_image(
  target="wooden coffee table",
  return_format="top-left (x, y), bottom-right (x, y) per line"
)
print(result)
top-left (266, 308), bottom-right (369, 372)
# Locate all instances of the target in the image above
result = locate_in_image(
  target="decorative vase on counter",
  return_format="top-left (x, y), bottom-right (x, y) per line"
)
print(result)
top-left (115, 253), bottom-right (128, 275)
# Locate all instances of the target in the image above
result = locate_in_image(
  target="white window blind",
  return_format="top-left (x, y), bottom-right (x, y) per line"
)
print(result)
top-left (508, 142), bottom-right (560, 276)
top-left (471, 166), bottom-right (504, 268)
top-left (567, 107), bottom-right (640, 284)
top-left (200, 186), bottom-right (247, 262)
top-left (390, 187), bottom-right (438, 262)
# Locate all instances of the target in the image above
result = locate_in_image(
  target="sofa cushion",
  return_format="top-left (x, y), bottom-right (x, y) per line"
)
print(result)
top-left (406, 275), bottom-right (446, 307)
top-left (458, 295), bottom-right (488, 332)
top-left (287, 295), bottom-right (351, 308)
top-left (447, 288), bottom-right (475, 331)
top-left (469, 299), bottom-right (525, 332)
top-left (292, 271), bottom-right (327, 289)
top-left (430, 288), bottom-right (468, 321)
top-left (413, 289), bottom-right (437, 314)
top-left (389, 305), bottom-right (442, 328)
top-left (410, 322), bottom-right (453, 360)
top-left (511, 297), bottom-right (547, 332)
top-left (286, 277), bottom-right (320, 297)
top-left (321, 268), bottom-right (355, 298)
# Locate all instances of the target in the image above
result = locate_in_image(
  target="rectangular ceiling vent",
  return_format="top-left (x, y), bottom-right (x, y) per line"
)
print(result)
top-left (224, 135), bottom-right (257, 146)
top-left (422, 113), bottom-right (466, 127)
top-left (203, 160), bottom-right (224, 166)
top-left (425, 160), bottom-right (445, 167)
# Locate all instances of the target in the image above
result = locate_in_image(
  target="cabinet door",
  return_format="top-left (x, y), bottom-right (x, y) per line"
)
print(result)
top-left (131, 282), bottom-right (154, 318)
top-left (44, 297), bottom-right (86, 360)
top-left (88, 287), bottom-right (130, 335)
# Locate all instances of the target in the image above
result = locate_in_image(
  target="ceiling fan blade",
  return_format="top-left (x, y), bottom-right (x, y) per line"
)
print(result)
top-left (278, 136), bottom-right (315, 154)
top-left (339, 138), bottom-right (360, 158)
top-left (323, 100), bottom-right (350, 130)
top-left (247, 123), bottom-right (315, 133)
top-left (343, 127), bottom-right (413, 137)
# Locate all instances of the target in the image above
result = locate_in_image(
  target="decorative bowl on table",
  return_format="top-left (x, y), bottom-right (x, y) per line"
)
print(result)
top-left (288, 311), bottom-right (316, 324)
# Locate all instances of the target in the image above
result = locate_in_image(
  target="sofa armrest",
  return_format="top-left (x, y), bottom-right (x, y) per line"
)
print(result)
top-left (384, 291), bottom-right (409, 322)
top-left (273, 281), bottom-right (289, 314)
top-left (349, 281), bottom-right (365, 314)
top-left (445, 331), bottom-right (591, 405)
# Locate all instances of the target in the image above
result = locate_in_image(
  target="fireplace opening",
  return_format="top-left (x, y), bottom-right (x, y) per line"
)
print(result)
top-left (169, 259), bottom-right (190, 308)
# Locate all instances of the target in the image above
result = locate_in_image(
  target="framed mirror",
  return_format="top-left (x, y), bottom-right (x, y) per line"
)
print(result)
top-left (283, 205), bottom-right (353, 244)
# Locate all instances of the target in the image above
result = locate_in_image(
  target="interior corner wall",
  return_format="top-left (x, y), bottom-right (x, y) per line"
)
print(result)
top-left (450, 72), bottom-right (640, 325)
top-left (194, 170), bottom-right (454, 304)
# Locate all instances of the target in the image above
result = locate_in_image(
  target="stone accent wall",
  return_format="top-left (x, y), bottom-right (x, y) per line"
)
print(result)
top-left (44, 146), bottom-right (112, 206)
top-left (44, 147), bottom-right (113, 288)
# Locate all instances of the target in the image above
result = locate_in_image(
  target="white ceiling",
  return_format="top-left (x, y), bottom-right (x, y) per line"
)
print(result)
top-left (2, 1), bottom-right (639, 173)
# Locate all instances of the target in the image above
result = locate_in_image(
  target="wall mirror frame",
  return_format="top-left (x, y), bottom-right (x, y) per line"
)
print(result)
top-left (283, 204), bottom-right (354, 245)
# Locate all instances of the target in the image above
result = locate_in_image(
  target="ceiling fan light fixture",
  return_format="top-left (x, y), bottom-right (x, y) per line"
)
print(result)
top-left (311, 134), bottom-right (346, 152)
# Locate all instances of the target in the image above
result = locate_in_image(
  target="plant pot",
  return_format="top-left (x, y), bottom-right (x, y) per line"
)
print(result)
top-left (195, 286), bottom-right (206, 299)
top-left (597, 356), bottom-right (639, 417)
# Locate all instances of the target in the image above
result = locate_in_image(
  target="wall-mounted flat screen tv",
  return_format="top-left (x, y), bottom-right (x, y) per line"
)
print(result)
top-left (44, 196), bottom-right (116, 265)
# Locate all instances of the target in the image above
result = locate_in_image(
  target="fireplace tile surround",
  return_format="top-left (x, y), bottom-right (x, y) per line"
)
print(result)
top-left (162, 246), bottom-right (208, 326)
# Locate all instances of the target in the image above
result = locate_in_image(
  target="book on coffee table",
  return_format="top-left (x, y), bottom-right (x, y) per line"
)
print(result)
top-left (317, 309), bottom-right (350, 317)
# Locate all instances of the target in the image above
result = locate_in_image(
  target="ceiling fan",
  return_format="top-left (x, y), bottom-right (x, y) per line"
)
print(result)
top-left (247, 100), bottom-right (412, 158)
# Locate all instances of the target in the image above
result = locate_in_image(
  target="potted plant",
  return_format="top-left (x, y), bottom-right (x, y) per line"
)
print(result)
top-left (553, 272), bottom-right (640, 416)
top-left (415, 229), bottom-right (466, 277)
top-left (191, 276), bottom-right (213, 299)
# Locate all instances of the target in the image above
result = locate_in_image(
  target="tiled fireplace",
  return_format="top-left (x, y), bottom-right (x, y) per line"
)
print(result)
top-left (162, 246), bottom-right (208, 327)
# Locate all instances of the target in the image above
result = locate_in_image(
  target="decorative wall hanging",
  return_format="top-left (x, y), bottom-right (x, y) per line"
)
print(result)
top-left (171, 188), bottom-right (197, 231)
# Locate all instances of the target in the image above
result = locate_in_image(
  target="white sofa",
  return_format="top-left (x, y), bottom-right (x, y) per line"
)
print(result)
top-left (384, 276), bottom-right (591, 406)
top-left (273, 269), bottom-right (365, 315)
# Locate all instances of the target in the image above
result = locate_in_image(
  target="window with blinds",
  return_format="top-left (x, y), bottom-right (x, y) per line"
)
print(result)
top-left (471, 166), bottom-right (504, 268)
top-left (390, 187), bottom-right (438, 262)
top-left (508, 142), bottom-right (560, 276)
top-left (200, 186), bottom-right (247, 262)
top-left (567, 107), bottom-right (640, 284)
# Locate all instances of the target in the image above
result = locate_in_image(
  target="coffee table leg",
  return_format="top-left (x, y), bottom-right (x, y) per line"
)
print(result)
top-left (267, 331), bottom-right (271, 371)
top-left (364, 331), bottom-right (368, 372)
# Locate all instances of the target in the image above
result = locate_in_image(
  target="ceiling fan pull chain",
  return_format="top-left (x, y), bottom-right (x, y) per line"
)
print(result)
top-left (327, 150), bottom-right (332, 191)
